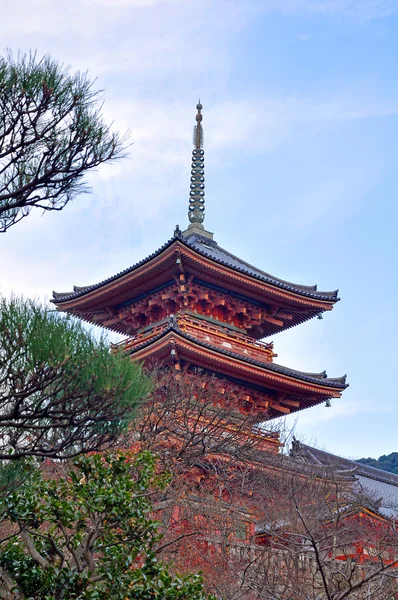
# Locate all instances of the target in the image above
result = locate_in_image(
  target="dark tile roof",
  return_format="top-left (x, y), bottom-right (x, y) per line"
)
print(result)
top-left (290, 441), bottom-right (398, 518)
top-left (184, 233), bottom-right (339, 301)
top-left (52, 230), bottom-right (339, 304)
top-left (52, 236), bottom-right (177, 303)
top-left (125, 316), bottom-right (347, 390)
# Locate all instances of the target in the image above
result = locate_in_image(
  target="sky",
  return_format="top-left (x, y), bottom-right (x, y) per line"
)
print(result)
top-left (1, 0), bottom-right (398, 460)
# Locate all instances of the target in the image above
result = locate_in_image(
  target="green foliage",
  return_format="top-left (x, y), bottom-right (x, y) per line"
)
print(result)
top-left (0, 451), bottom-right (214, 600)
top-left (0, 51), bottom-right (127, 231)
top-left (0, 296), bottom-right (151, 460)
top-left (0, 459), bottom-right (34, 496)
top-left (358, 452), bottom-right (398, 475)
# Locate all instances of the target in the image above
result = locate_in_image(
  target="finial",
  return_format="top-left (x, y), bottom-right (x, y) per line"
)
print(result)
top-left (189, 102), bottom-right (205, 225)
top-left (182, 103), bottom-right (213, 240)
top-left (193, 101), bottom-right (203, 149)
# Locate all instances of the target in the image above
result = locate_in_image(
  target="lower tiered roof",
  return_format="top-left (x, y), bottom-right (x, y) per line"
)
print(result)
top-left (116, 315), bottom-right (347, 420)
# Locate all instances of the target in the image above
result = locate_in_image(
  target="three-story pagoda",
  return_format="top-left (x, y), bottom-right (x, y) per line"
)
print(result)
top-left (52, 103), bottom-right (347, 422)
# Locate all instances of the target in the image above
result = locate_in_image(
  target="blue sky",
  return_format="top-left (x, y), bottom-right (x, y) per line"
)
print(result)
top-left (1, 0), bottom-right (398, 460)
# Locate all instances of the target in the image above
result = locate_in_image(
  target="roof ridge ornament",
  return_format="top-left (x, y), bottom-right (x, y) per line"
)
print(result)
top-left (182, 101), bottom-right (214, 240)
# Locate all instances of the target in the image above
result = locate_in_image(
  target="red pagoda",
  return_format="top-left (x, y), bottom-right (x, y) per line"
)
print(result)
top-left (50, 106), bottom-right (398, 600)
top-left (52, 102), bottom-right (347, 423)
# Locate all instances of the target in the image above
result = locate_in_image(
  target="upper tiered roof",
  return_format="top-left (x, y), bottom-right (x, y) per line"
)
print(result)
top-left (53, 102), bottom-right (339, 338)
top-left (53, 230), bottom-right (338, 304)
top-left (52, 228), bottom-right (339, 338)
top-left (53, 230), bottom-right (338, 302)
top-left (182, 231), bottom-right (338, 301)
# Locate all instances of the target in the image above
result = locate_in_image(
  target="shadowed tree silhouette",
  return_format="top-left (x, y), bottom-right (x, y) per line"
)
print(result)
top-left (0, 51), bottom-right (127, 232)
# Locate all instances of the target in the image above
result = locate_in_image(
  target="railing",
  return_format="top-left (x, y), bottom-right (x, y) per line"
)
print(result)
top-left (178, 315), bottom-right (274, 363)
top-left (113, 313), bottom-right (275, 363)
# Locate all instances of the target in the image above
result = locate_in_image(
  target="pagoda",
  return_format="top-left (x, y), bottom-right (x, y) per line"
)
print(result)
top-left (52, 102), bottom-right (347, 423)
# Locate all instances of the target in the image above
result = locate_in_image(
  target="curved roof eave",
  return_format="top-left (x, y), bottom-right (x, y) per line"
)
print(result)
top-left (52, 231), bottom-right (340, 305)
top-left (125, 320), bottom-right (348, 390)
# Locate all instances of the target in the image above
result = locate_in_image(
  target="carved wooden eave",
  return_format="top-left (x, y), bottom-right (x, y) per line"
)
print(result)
top-left (52, 232), bottom-right (339, 339)
top-left (115, 318), bottom-right (347, 420)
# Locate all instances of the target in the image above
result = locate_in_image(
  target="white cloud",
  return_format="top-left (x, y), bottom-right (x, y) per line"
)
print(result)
top-left (0, 83), bottom-right (394, 302)
top-left (306, 0), bottom-right (398, 19)
top-left (104, 92), bottom-right (398, 160)
top-left (0, 0), bottom-right (397, 470)
top-left (1, 0), bottom-right (397, 313)
top-left (255, 0), bottom-right (398, 19)
top-left (0, 0), bottom-right (234, 80)
top-left (82, 0), bottom-right (183, 6)
top-left (2, 0), bottom-right (397, 62)
top-left (289, 399), bottom-right (374, 427)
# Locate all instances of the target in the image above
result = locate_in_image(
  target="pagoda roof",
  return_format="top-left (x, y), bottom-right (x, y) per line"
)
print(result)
top-left (119, 316), bottom-right (347, 419)
top-left (184, 232), bottom-right (338, 301)
top-left (53, 229), bottom-right (338, 305)
top-left (126, 317), bottom-right (346, 388)
top-left (51, 227), bottom-right (339, 318)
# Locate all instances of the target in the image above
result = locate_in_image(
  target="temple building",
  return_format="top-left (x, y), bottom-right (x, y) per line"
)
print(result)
top-left (52, 102), bottom-right (348, 425)
top-left (51, 105), bottom-right (398, 598)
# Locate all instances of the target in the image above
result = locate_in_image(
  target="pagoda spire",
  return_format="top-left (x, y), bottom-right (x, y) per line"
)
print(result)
top-left (193, 100), bottom-right (204, 151)
top-left (183, 101), bottom-right (213, 240)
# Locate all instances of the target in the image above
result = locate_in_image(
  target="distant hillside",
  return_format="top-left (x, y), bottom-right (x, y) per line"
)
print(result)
top-left (358, 453), bottom-right (398, 475)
